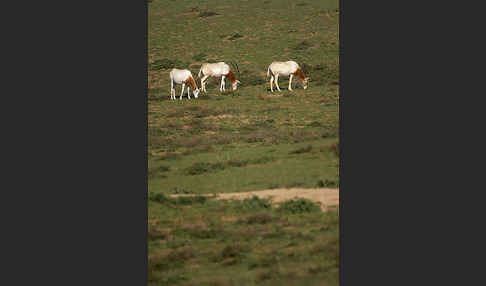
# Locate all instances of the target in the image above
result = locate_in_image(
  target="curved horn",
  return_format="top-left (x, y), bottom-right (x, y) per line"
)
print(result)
top-left (230, 61), bottom-right (240, 78)
top-left (232, 61), bottom-right (240, 78)
top-left (229, 61), bottom-right (236, 72)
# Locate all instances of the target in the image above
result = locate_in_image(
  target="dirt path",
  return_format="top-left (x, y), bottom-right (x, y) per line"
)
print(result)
top-left (171, 188), bottom-right (339, 211)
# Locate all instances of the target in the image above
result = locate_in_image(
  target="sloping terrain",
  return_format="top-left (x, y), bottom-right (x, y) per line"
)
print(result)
top-left (148, 0), bottom-right (339, 285)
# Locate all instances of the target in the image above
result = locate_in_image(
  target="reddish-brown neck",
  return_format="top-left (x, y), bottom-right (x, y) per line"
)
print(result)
top-left (226, 70), bottom-right (236, 83)
top-left (293, 68), bottom-right (306, 80)
top-left (184, 76), bottom-right (198, 90)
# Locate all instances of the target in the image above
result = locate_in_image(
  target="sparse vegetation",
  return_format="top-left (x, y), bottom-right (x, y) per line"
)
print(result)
top-left (149, 191), bottom-right (208, 205)
top-left (148, 197), bottom-right (338, 286)
top-left (192, 52), bottom-right (207, 61)
top-left (184, 162), bottom-right (225, 175)
top-left (149, 58), bottom-right (185, 71)
top-left (149, 0), bottom-right (339, 284)
top-left (277, 198), bottom-right (322, 214)
top-left (289, 145), bottom-right (313, 154)
top-left (286, 181), bottom-right (305, 188)
top-left (199, 11), bottom-right (219, 18)
top-left (148, 165), bottom-right (170, 178)
top-left (183, 156), bottom-right (277, 176)
top-left (294, 40), bottom-right (314, 50)
top-left (239, 70), bottom-right (266, 86)
top-left (169, 187), bottom-right (192, 194)
top-left (228, 33), bottom-right (243, 41)
top-left (317, 179), bottom-right (339, 188)
top-left (233, 196), bottom-right (273, 211)
top-left (241, 213), bottom-right (275, 224)
top-left (330, 141), bottom-right (339, 156)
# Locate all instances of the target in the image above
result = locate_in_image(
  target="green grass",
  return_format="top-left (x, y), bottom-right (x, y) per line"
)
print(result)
top-left (148, 197), bottom-right (339, 286)
top-left (149, 0), bottom-right (339, 284)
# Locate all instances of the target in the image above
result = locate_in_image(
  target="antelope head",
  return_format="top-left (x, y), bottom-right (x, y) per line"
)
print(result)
top-left (232, 80), bottom-right (241, 91)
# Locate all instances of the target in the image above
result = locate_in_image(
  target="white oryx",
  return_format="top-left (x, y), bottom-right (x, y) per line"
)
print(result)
top-left (169, 68), bottom-right (200, 100)
top-left (266, 61), bottom-right (309, 92)
top-left (198, 62), bottom-right (241, 93)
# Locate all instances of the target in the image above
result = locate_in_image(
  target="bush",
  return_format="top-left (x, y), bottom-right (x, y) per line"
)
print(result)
top-left (184, 224), bottom-right (219, 239)
top-left (317, 179), bottom-right (339, 188)
top-left (174, 196), bottom-right (208, 205)
top-left (183, 156), bottom-right (274, 176)
top-left (268, 183), bottom-right (280, 189)
top-left (148, 226), bottom-right (169, 241)
top-left (199, 11), bottom-right (219, 18)
top-left (308, 121), bottom-right (322, 127)
top-left (294, 40), bottom-right (313, 50)
top-left (242, 213), bottom-right (274, 224)
top-left (154, 165), bottom-right (170, 172)
top-left (249, 156), bottom-right (276, 164)
top-left (289, 145), bottom-right (313, 154)
top-left (235, 196), bottom-right (272, 210)
top-left (148, 165), bottom-right (170, 178)
top-left (158, 152), bottom-right (180, 161)
top-left (184, 162), bottom-right (225, 175)
top-left (168, 247), bottom-right (197, 261)
top-left (211, 244), bottom-right (250, 265)
top-left (169, 187), bottom-right (191, 194)
top-left (277, 198), bottom-right (321, 214)
top-left (228, 33), bottom-right (243, 40)
top-left (148, 192), bottom-right (208, 205)
top-left (248, 256), bottom-right (278, 269)
top-left (285, 181), bottom-right (304, 188)
top-left (148, 192), bottom-right (171, 204)
top-left (221, 245), bottom-right (244, 259)
top-left (227, 159), bottom-right (249, 167)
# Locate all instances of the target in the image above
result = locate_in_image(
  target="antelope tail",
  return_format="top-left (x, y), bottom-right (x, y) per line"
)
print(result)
top-left (198, 66), bottom-right (203, 78)
top-left (267, 67), bottom-right (270, 78)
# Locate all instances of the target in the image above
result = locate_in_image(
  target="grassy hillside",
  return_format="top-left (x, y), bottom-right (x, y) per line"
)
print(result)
top-left (149, 195), bottom-right (339, 286)
top-left (148, 0), bottom-right (339, 285)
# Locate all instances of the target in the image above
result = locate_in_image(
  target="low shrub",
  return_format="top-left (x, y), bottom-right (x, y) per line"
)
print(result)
top-left (289, 145), bottom-right (313, 154)
top-left (316, 179), bottom-right (338, 188)
top-left (294, 40), bottom-right (313, 50)
top-left (149, 58), bottom-right (185, 71)
top-left (277, 198), bottom-right (321, 214)
top-left (199, 11), bottom-right (219, 17)
top-left (242, 213), bottom-right (275, 224)
top-left (184, 161), bottom-right (228, 175)
top-left (148, 192), bottom-right (207, 205)
top-left (228, 33), bottom-right (243, 40)
top-left (236, 196), bottom-right (272, 210)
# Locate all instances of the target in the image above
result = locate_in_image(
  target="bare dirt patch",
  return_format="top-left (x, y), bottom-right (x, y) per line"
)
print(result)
top-left (208, 114), bottom-right (234, 120)
top-left (221, 216), bottom-right (238, 222)
top-left (171, 188), bottom-right (339, 211)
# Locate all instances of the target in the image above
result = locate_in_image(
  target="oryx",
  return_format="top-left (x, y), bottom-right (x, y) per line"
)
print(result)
top-left (266, 61), bottom-right (309, 92)
top-left (198, 62), bottom-right (241, 93)
top-left (169, 68), bottom-right (200, 100)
